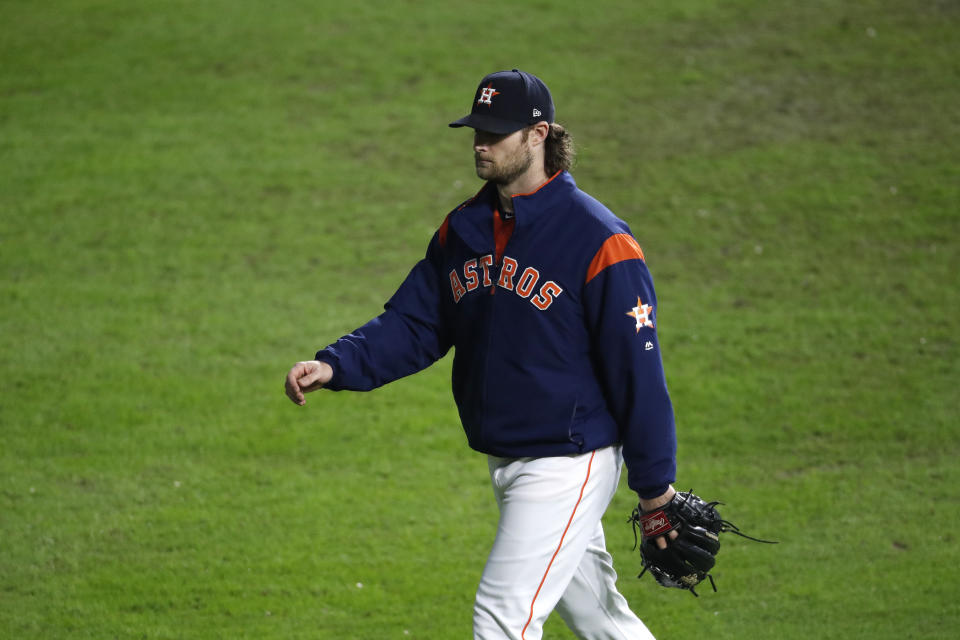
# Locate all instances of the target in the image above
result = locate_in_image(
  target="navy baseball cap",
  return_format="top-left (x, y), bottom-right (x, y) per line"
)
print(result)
top-left (449, 69), bottom-right (555, 134)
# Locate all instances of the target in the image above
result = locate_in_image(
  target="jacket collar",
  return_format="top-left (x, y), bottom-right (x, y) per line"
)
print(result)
top-left (450, 171), bottom-right (576, 253)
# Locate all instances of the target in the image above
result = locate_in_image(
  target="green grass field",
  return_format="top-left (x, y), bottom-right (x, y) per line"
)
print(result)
top-left (2, 0), bottom-right (958, 637)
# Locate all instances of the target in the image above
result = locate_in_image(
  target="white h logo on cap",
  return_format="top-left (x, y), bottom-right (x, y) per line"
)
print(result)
top-left (478, 84), bottom-right (499, 105)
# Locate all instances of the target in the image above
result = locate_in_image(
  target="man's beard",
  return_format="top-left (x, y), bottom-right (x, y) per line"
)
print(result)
top-left (475, 140), bottom-right (533, 185)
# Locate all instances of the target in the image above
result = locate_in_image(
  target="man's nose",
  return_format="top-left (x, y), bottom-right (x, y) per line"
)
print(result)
top-left (474, 131), bottom-right (498, 150)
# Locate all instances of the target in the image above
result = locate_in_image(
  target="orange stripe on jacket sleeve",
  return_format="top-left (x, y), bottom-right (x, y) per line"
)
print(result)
top-left (584, 233), bottom-right (645, 284)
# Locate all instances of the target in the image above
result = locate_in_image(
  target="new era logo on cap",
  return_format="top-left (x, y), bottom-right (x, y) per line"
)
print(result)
top-left (450, 69), bottom-right (555, 135)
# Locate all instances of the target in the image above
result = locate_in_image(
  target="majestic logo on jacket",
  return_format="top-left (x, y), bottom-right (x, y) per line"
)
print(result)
top-left (627, 296), bottom-right (654, 332)
top-left (449, 254), bottom-right (563, 311)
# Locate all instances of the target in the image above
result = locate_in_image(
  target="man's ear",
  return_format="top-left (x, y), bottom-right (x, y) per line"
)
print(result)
top-left (528, 121), bottom-right (550, 147)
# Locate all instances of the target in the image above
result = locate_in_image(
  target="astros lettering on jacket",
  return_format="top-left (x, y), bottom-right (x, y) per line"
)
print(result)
top-left (448, 253), bottom-right (563, 309)
top-left (316, 170), bottom-right (675, 497)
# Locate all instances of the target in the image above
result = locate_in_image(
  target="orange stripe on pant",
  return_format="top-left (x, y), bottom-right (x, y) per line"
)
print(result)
top-left (520, 450), bottom-right (596, 640)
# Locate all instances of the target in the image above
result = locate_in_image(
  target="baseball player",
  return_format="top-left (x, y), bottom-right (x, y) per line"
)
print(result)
top-left (285, 69), bottom-right (678, 640)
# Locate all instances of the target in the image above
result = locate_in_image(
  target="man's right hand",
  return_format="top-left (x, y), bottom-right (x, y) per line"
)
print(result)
top-left (284, 360), bottom-right (334, 406)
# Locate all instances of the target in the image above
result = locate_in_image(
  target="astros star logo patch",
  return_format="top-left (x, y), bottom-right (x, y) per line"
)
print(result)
top-left (626, 296), bottom-right (654, 333)
top-left (477, 83), bottom-right (500, 105)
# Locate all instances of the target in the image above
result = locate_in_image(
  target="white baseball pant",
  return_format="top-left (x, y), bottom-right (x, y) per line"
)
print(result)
top-left (473, 445), bottom-right (656, 640)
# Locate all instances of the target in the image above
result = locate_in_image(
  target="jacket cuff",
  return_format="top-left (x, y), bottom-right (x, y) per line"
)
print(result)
top-left (636, 484), bottom-right (671, 501)
top-left (314, 350), bottom-right (343, 390)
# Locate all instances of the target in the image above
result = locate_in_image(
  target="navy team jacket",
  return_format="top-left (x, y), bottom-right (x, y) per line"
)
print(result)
top-left (315, 171), bottom-right (676, 498)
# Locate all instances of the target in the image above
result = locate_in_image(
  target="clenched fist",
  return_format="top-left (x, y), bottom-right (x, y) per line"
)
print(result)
top-left (284, 360), bottom-right (333, 405)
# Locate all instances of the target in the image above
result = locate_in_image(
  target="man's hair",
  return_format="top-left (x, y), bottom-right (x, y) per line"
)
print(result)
top-left (543, 123), bottom-right (575, 175)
